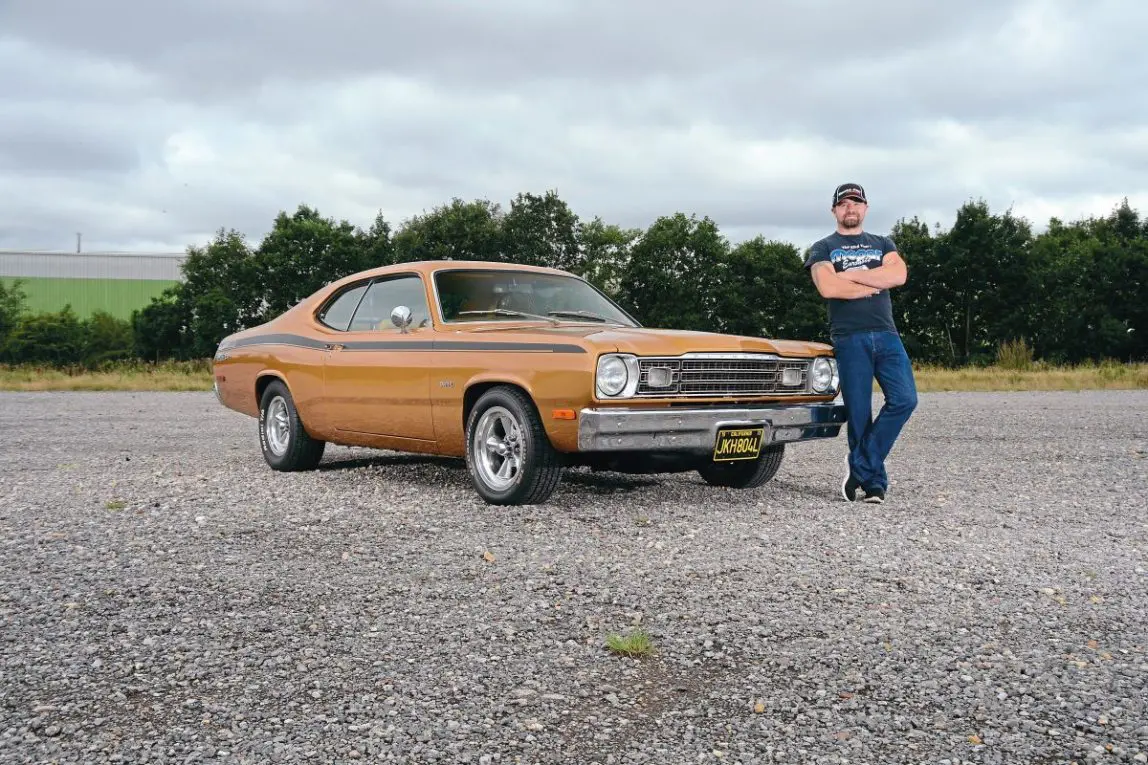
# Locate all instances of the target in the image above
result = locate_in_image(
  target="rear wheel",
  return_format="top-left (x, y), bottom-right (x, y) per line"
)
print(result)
top-left (259, 379), bottom-right (326, 471)
top-left (697, 444), bottom-right (785, 489)
top-left (465, 386), bottom-right (562, 505)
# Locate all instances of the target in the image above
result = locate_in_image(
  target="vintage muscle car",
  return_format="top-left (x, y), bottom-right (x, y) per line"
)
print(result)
top-left (211, 260), bottom-right (846, 505)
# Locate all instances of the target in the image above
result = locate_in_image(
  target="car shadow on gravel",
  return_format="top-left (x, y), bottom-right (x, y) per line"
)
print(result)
top-left (309, 451), bottom-right (848, 502)
top-left (315, 453), bottom-right (465, 472)
top-left (314, 452), bottom-right (664, 495)
top-left (561, 468), bottom-right (661, 493)
top-left (310, 455), bottom-right (841, 505)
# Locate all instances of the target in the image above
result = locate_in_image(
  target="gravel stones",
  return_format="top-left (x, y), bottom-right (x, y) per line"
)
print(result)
top-left (1, 389), bottom-right (1146, 763)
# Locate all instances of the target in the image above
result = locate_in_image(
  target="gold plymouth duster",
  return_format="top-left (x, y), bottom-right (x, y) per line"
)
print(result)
top-left (212, 260), bottom-right (845, 505)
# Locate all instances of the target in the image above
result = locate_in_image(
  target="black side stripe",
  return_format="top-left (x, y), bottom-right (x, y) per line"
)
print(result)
top-left (222, 333), bottom-right (326, 351)
top-left (220, 332), bottom-right (587, 354)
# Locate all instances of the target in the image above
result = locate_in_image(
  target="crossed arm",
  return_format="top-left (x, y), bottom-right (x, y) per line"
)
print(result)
top-left (809, 251), bottom-right (908, 299)
top-left (810, 262), bottom-right (882, 299)
top-left (836, 251), bottom-right (908, 289)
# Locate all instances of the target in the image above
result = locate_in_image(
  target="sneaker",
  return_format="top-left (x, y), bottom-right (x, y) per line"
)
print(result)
top-left (841, 454), bottom-right (862, 502)
top-left (863, 487), bottom-right (886, 504)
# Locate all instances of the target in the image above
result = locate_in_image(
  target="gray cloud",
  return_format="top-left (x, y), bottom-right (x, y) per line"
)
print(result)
top-left (0, 0), bottom-right (1145, 254)
top-left (0, 120), bottom-right (140, 178)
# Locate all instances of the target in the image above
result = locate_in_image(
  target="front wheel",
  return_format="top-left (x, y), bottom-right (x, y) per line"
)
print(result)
top-left (259, 379), bottom-right (326, 471)
top-left (465, 387), bottom-right (563, 505)
top-left (697, 443), bottom-right (785, 489)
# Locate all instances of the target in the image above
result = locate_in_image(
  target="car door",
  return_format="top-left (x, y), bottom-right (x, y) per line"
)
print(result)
top-left (321, 273), bottom-right (437, 442)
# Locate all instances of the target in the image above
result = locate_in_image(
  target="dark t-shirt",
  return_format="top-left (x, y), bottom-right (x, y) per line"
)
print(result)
top-left (803, 231), bottom-right (899, 338)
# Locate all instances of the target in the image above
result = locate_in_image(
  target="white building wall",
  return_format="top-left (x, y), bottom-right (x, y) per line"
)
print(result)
top-left (0, 251), bottom-right (187, 281)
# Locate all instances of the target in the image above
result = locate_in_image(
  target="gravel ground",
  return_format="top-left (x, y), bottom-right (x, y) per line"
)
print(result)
top-left (1, 389), bottom-right (1146, 765)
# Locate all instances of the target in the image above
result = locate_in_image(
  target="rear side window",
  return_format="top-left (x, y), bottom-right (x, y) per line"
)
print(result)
top-left (317, 283), bottom-right (368, 331)
top-left (348, 275), bottom-right (431, 331)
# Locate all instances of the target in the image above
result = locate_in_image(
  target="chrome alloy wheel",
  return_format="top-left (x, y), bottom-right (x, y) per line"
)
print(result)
top-left (264, 395), bottom-right (291, 456)
top-left (473, 405), bottom-right (524, 491)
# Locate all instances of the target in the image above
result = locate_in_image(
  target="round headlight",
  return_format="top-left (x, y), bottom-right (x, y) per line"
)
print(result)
top-left (811, 357), bottom-right (834, 392)
top-left (597, 356), bottom-right (629, 396)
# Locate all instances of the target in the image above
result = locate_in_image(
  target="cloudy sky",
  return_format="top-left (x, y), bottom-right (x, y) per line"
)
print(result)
top-left (2, 0), bottom-right (1146, 255)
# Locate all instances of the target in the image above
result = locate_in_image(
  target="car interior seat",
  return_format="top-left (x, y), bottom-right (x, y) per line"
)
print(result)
top-left (499, 291), bottom-right (537, 315)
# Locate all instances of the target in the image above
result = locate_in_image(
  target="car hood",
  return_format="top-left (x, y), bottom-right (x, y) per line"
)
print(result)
top-left (455, 323), bottom-right (832, 357)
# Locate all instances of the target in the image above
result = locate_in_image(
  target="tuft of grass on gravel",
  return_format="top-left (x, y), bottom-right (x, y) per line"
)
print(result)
top-left (605, 629), bottom-right (655, 658)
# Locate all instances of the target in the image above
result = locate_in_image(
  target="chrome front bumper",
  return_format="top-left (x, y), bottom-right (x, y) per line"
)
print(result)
top-left (577, 401), bottom-right (846, 452)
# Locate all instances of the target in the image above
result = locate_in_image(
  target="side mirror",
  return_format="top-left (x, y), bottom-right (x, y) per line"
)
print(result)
top-left (390, 305), bottom-right (413, 333)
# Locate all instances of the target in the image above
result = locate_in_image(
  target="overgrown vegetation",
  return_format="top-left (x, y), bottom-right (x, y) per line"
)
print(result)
top-left (1, 191), bottom-right (1145, 373)
top-left (995, 337), bottom-right (1035, 371)
top-left (0, 360), bottom-right (211, 391)
top-left (912, 360), bottom-right (1148, 392)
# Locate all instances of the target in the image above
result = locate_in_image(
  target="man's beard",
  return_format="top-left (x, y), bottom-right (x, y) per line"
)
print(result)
top-left (841, 214), bottom-right (861, 229)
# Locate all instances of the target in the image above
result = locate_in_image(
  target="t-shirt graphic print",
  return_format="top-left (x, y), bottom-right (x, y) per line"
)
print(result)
top-left (803, 231), bottom-right (899, 338)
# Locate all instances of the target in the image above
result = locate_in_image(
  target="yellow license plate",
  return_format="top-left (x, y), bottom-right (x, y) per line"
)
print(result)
top-left (712, 426), bottom-right (765, 461)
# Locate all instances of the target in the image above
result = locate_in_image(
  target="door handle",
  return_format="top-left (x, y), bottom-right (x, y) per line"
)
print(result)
top-left (325, 343), bottom-right (344, 351)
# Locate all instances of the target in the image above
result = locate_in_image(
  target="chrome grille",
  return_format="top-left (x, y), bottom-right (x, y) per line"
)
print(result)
top-left (636, 354), bottom-right (809, 397)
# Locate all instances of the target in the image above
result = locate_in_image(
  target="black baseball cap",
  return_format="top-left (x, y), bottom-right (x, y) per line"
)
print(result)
top-left (833, 183), bottom-right (867, 205)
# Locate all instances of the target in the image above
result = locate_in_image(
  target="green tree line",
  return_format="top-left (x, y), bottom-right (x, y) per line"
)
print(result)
top-left (1, 190), bottom-right (1145, 368)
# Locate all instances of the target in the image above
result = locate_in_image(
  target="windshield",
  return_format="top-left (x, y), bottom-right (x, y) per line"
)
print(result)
top-left (433, 269), bottom-right (639, 326)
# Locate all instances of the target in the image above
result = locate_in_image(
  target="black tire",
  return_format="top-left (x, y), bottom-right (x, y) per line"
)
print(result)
top-left (465, 386), bottom-right (563, 505)
top-left (697, 443), bottom-right (785, 489)
top-left (258, 379), bottom-right (326, 471)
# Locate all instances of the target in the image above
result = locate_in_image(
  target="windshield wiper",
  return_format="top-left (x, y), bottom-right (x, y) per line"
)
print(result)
top-left (456, 309), bottom-right (559, 324)
top-left (547, 310), bottom-right (622, 324)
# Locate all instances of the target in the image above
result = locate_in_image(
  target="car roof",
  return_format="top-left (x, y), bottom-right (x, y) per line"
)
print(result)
top-left (296, 260), bottom-right (585, 312)
top-left (328, 259), bottom-right (577, 288)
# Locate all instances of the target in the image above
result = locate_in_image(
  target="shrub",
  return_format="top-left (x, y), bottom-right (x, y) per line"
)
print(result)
top-left (0, 279), bottom-right (29, 359)
top-left (83, 311), bottom-right (135, 367)
top-left (996, 337), bottom-right (1034, 371)
top-left (4, 306), bottom-right (85, 365)
top-left (1, 306), bottom-right (136, 369)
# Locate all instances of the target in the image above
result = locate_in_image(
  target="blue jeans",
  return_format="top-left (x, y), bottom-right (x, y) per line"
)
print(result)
top-left (832, 330), bottom-right (918, 492)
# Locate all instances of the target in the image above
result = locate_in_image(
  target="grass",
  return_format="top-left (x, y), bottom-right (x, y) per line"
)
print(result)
top-left (605, 629), bottom-right (655, 658)
top-left (0, 360), bottom-right (213, 391)
top-left (0, 359), bottom-right (1145, 393)
top-left (912, 361), bottom-right (1148, 392)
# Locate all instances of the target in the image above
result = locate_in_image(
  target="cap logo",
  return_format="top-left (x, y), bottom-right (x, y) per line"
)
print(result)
top-left (833, 183), bottom-right (867, 204)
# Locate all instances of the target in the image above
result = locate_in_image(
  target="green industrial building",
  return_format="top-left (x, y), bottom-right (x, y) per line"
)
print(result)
top-left (0, 250), bottom-right (184, 320)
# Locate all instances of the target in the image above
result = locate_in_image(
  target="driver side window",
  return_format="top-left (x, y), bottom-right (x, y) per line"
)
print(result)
top-left (348, 275), bottom-right (431, 332)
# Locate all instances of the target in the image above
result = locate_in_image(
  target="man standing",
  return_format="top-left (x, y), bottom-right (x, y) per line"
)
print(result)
top-left (804, 183), bottom-right (918, 504)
